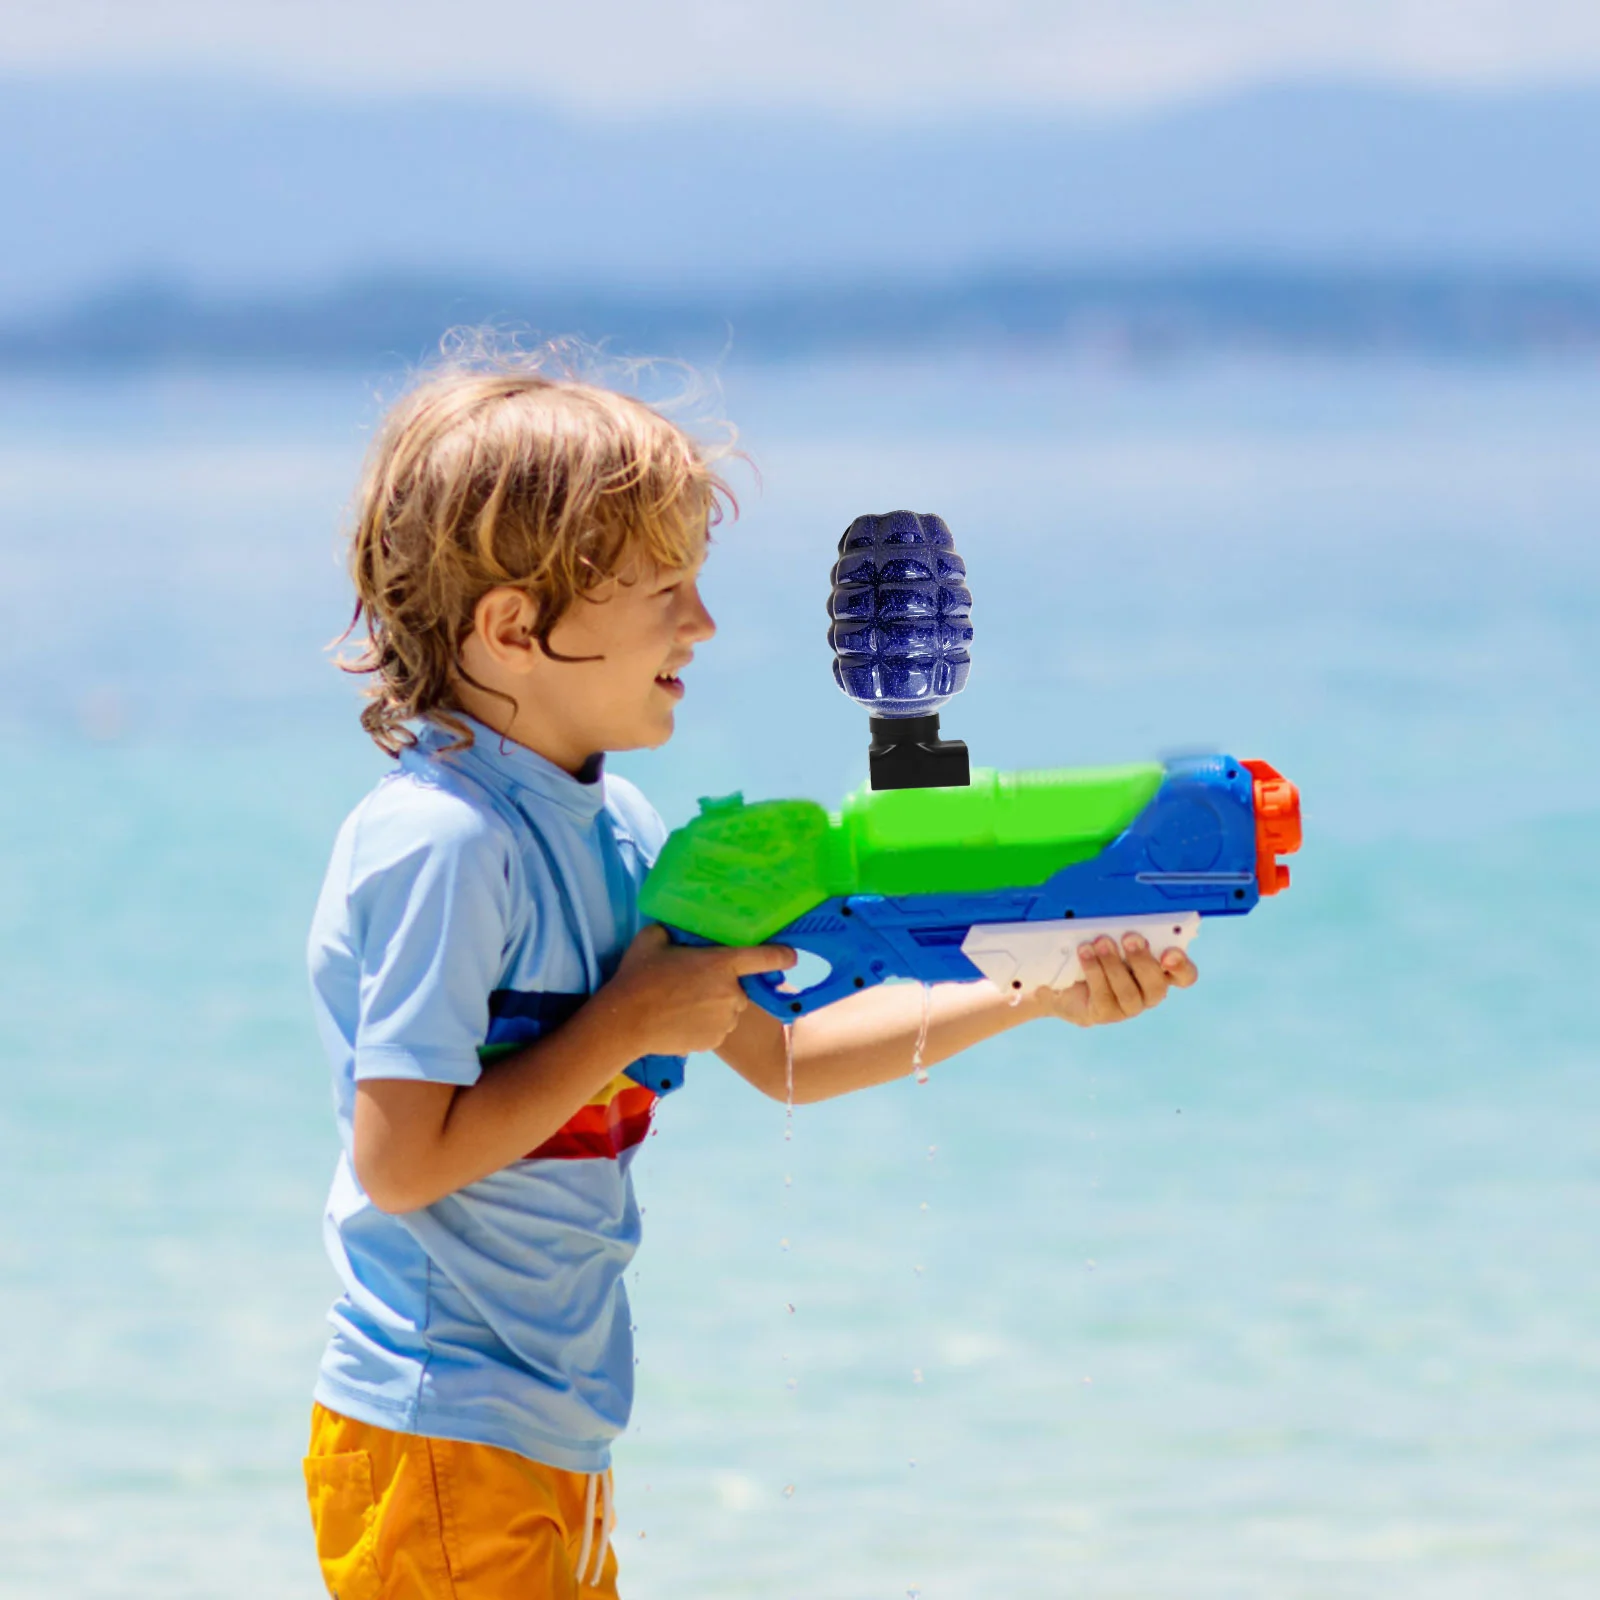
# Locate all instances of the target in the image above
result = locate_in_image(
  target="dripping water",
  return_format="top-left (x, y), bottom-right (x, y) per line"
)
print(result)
top-left (911, 982), bottom-right (932, 1084)
top-left (781, 1020), bottom-right (798, 1493)
top-left (784, 1020), bottom-right (795, 1137)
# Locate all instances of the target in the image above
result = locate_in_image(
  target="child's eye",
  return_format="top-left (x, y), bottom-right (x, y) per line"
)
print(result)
top-left (652, 564), bottom-right (700, 597)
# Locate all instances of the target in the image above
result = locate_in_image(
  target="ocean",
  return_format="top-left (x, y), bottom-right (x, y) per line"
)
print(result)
top-left (0, 352), bottom-right (1595, 1598)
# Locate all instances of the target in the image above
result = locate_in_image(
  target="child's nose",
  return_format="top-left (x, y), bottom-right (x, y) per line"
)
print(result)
top-left (683, 587), bottom-right (716, 641)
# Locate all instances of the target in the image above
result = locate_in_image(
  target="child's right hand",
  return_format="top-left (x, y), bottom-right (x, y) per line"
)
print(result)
top-left (604, 924), bottom-right (796, 1056)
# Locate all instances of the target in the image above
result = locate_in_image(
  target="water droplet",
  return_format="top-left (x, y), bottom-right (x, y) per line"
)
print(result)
top-left (786, 1378), bottom-right (798, 1391)
top-left (919, 1201), bottom-right (929, 1212)
top-left (911, 983), bottom-right (932, 1084)
top-left (913, 1264), bottom-right (924, 1275)
top-left (1082, 1375), bottom-right (1093, 1385)
top-left (784, 1172), bottom-right (792, 1188)
top-left (908, 1589), bottom-right (922, 1599)
top-left (783, 1483), bottom-right (796, 1498)
top-left (911, 1368), bottom-right (923, 1384)
top-left (927, 1144), bottom-right (938, 1160)
top-left (1085, 1259), bottom-right (1096, 1270)
top-left (780, 1237), bottom-right (790, 1252)
top-left (783, 1022), bottom-right (796, 1139)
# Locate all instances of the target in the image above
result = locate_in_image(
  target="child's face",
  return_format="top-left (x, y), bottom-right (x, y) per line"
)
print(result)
top-left (460, 533), bottom-right (716, 773)
top-left (547, 544), bottom-right (716, 757)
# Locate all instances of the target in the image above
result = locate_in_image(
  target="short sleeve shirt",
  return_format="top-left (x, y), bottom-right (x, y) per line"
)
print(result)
top-left (306, 717), bottom-right (683, 1472)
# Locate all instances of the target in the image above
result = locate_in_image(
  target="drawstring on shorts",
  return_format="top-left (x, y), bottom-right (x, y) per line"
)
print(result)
top-left (575, 1469), bottom-right (613, 1587)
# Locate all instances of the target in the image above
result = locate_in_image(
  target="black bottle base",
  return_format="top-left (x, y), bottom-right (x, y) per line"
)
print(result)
top-left (868, 714), bottom-right (971, 791)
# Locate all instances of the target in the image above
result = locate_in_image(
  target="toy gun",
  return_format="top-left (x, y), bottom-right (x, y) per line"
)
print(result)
top-left (639, 512), bottom-right (1302, 1019)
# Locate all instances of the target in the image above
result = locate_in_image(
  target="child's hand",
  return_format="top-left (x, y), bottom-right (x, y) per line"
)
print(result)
top-left (605, 924), bottom-right (797, 1055)
top-left (1035, 933), bottom-right (1198, 1028)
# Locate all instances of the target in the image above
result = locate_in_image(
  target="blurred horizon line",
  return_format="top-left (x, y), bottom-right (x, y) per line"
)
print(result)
top-left (6, 265), bottom-right (1599, 373)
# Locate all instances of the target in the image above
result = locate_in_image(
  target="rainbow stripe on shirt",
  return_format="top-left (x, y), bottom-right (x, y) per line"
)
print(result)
top-left (479, 989), bottom-right (679, 1163)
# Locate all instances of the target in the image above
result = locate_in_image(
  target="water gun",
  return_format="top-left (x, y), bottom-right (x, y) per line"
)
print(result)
top-left (639, 512), bottom-right (1301, 1019)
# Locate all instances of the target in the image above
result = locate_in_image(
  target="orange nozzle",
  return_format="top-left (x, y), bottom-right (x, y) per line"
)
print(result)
top-left (1241, 759), bottom-right (1301, 896)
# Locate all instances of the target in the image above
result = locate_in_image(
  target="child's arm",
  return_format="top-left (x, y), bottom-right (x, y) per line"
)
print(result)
top-left (354, 929), bottom-right (793, 1212)
top-left (716, 933), bottom-right (1197, 1103)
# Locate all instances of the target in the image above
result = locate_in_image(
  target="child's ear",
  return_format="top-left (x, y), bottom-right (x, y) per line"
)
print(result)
top-left (472, 587), bottom-right (539, 669)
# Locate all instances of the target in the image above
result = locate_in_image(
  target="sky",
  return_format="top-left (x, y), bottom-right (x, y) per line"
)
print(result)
top-left (10, 0), bottom-right (1600, 113)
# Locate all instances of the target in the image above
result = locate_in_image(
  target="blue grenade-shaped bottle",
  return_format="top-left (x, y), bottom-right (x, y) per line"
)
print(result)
top-left (828, 510), bottom-right (974, 790)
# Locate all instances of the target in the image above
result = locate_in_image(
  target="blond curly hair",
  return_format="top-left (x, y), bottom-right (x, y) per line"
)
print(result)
top-left (341, 349), bottom-right (735, 754)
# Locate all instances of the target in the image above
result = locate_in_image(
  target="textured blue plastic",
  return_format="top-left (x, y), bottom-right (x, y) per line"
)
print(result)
top-left (828, 510), bottom-right (974, 717)
top-left (705, 756), bottom-right (1264, 1018)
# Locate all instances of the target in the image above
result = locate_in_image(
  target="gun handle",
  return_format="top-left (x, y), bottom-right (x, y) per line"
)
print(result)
top-left (663, 916), bottom-right (888, 1021)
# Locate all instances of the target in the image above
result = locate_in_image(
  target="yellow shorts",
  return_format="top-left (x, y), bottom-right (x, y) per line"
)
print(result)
top-left (303, 1403), bottom-right (620, 1599)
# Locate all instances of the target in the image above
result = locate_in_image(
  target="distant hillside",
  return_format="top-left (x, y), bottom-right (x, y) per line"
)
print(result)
top-left (4, 268), bottom-right (1597, 369)
top-left (2, 76), bottom-right (1599, 313)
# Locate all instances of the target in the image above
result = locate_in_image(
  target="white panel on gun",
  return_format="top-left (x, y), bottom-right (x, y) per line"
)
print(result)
top-left (961, 912), bottom-right (1201, 994)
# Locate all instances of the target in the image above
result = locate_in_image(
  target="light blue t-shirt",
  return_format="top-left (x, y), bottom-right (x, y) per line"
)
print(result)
top-left (306, 716), bottom-right (684, 1472)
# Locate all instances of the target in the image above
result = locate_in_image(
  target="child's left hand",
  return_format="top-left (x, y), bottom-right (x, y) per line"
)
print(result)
top-left (1035, 933), bottom-right (1198, 1028)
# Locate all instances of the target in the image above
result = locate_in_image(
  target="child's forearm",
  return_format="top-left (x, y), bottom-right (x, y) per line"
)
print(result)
top-left (353, 927), bottom-right (792, 1212)
top-left (717, 980), bottom-right (1044, 1104)
top-left (353, 990), bottom-right (652, 1212)
top-left (715, 933), bottom-right (1197, 1103)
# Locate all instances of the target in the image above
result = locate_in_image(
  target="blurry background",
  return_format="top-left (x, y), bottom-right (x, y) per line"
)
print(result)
top-left (1, 5), bottom-right (1597, 1597)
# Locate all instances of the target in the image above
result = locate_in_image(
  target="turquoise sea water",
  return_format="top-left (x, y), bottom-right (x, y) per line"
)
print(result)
top-left (0, 355), bottom-right (1596, 1597)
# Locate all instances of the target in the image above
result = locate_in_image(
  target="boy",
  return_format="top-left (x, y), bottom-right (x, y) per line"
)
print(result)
top-left (303, 360), bottom-right (1196, 1599)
